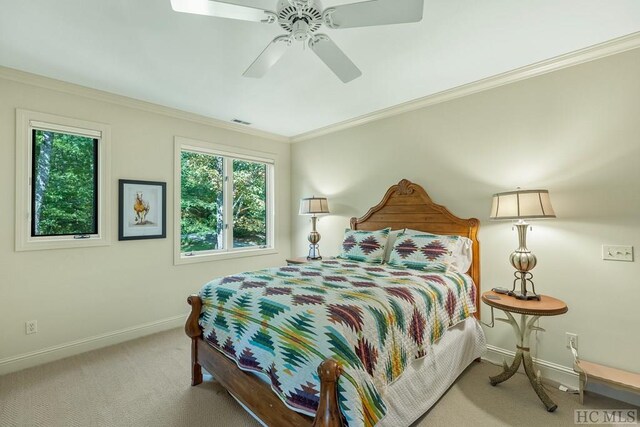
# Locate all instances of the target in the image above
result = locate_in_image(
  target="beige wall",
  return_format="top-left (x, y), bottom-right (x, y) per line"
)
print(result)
top-left (0, 71), bottom-right (291, 373)
top-left (291, 48), bottom-right (640, 376)
top-left (2, 47), bottom-right (638, 386)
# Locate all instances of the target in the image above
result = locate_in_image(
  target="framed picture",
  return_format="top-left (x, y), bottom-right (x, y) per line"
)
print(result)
top-left (118, 179), bottom-right (166, 241)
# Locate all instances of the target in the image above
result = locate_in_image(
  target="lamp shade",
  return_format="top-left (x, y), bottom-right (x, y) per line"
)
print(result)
top-left (490, 189), bottom-right (556, 220)
top-left (299, 197), bottom-right (330, 215)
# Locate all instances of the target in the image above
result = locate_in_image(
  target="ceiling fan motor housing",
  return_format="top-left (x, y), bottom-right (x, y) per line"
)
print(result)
top-left (277, 0), bottom-right (323, 35)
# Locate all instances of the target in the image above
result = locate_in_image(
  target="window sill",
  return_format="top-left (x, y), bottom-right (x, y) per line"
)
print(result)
top-left (16, 236), bottom-right (110, 252)
top-left (174, 247), bottom-right (278, 266)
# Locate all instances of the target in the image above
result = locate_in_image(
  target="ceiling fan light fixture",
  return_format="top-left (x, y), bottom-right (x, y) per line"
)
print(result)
top-left (291, 20), bottom-right (310, 41)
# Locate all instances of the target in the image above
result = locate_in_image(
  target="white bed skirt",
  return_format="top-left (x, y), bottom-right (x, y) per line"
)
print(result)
top-left (379, 316), bottom-right (486, 426)
top-left (228, 317), bottom-right (486, 427)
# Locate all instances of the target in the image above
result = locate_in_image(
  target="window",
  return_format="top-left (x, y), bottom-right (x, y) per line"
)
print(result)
top-left (175, 137), bottom-right (275, 264)
top-left (16, 110), bottom-right (111, 251)
top-left (31, 129), bottom-right (98, 237)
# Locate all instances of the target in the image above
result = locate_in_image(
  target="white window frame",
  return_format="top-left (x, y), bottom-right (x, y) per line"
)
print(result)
top-left (15, 109), bottom-right (111, 251)
top-left (174, 136), bottom-right (277, 265)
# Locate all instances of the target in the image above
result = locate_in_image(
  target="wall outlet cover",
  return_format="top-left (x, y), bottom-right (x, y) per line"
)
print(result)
top-left (26, 320), bottom-right (37, 335)
top-left (566, 332), bottom-right (578, 350)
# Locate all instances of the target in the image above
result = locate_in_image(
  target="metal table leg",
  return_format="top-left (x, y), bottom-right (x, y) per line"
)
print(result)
top-left (489, 312), bottom-right (558, 412)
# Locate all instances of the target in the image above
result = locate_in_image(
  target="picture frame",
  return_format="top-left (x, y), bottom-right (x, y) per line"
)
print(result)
top-left (118, 179), bottom-right (167, 241)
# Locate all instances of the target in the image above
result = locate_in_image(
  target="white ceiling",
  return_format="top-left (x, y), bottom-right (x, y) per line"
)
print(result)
top-left (1, 0), bottom-right (640, 138)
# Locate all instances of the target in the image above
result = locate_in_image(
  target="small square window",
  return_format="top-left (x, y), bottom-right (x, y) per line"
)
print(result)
top-left (31, 129), bottom-right (99, 237)
top-left (16, 110), bottom-right (111, 251)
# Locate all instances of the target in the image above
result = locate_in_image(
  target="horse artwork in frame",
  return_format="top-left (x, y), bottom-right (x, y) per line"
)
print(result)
top-left (118, 179), bottom-right (167, 240)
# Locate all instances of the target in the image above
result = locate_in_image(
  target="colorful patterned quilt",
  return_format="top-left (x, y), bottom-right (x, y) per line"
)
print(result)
top-left (198, 259), bottom-right (477, 427)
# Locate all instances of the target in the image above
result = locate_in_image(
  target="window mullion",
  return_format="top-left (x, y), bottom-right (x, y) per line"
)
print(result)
top-left (267, 164), bottom-right (273, 248)
top-left (224, 157), bottom-right (234, 251)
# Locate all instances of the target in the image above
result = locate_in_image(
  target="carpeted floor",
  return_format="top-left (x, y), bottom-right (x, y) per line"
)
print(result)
top-left (0, 328), bottom-right (636, 427)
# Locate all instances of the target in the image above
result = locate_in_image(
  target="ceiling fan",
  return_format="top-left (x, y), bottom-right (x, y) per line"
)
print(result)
top-left (170, 0), bottom-right (424, 83)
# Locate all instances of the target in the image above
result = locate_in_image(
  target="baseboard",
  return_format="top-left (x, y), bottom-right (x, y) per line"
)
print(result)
top-left (0, 314), bottom-right (186, 376)
top-left (483, 344), bottom-right (579, 389)
top-left (483, 345), bottom-right (640, 406)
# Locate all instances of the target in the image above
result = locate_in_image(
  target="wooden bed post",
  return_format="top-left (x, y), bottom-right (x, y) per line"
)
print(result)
top-left (186, 294), bottom-right (344, 426)
top-left (312, 359), bottom-right (344, 427)
top-left (185, 295), bottom-right (204, 386)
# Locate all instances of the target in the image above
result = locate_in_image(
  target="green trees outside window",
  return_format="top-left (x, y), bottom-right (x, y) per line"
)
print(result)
top-left (233, 159), bottom-right (267, 248)
top-left (180, 150), bottom-right (270, 254)
top-left (180, 151), bottom-right (224, 252)
top-left (31, 129), bottom-right (98, 236)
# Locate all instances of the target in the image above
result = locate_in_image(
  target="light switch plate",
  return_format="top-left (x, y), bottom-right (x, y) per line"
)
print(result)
top-left (602, 245), bottom-right (634, 262)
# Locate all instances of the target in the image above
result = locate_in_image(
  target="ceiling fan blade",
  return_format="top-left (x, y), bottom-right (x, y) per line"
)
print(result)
top-left (243, 36), bottom-right (291, 78)
top-left (309, 35), bottom-right (362, 83)
top-left (323, 0), bottom-right (424, 29)
top-left (170, 0), bottom-right (276, 23)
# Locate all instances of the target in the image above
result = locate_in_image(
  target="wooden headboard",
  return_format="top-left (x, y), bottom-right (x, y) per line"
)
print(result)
top-left (350, 179), bottom-right (480, 317)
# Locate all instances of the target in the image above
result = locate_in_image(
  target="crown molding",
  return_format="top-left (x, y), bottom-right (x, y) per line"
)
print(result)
top-left (292, 31), bottom-right (640, 143)
top-left (0, 66), bottom-right (290, 143)
top-left (4, 31), bottom-right (640, 144)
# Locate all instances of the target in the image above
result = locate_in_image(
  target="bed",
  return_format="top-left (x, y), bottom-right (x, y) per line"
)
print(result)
top-left (185, 179), bottom-right (484, 427)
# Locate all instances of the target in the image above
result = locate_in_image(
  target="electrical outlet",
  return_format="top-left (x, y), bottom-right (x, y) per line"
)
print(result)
top-left (25, 320), bottom-right (37, 335)
top-left (566, 332), bottom-right (578, 351)
top-left (602, 245), bottom-right (634, 262)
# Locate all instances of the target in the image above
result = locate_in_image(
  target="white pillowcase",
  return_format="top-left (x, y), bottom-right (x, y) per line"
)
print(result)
top-left (403, 229), bottom-right (473, 273)
top-left (382, 229), bottom-right (404, 263)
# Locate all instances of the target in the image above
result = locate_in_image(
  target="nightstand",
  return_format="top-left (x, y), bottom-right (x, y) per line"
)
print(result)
top-left (481, 290), bottom-right (568, 412)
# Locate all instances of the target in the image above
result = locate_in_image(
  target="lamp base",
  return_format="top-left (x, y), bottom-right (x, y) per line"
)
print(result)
top-left (512, 271), bottom-right (540, 301)
top-left (514, 292), bottom-right (541, 301)
top-left (307, 243), bottom-right (321, 260)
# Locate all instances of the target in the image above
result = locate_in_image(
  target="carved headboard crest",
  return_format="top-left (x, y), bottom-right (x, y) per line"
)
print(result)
top-left (396, 179), bottom-right (415, 196)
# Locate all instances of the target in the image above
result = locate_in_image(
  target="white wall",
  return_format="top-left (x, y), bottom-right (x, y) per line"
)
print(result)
top-left (0, 69), bottom-right (291, 374)
top-left (291, 48), bottom-right (640, 377)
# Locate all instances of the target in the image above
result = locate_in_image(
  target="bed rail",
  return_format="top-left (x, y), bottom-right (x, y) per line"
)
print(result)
top-left (186, 295), bottom-right (344, 427)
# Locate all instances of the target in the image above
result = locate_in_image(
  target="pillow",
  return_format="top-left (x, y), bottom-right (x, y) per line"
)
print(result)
top-left (404, 229), bottom-right (473, 273)
top-left (338, 227), bottom-right (391, 264)
top-left (388, 231), bottom-right (463, 273)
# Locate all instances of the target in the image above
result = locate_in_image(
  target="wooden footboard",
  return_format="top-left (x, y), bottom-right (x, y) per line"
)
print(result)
top-left (185, 295), bottom-right (344, 427)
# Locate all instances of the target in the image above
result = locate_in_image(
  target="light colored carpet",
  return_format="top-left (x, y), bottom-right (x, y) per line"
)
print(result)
top-left (0, 328), bottom-right (636, 427)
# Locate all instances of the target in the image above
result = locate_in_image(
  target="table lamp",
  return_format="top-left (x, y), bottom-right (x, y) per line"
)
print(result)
top-left (490, 189), bottom-right (556, 300)
top-left (299, 196), bottom-right (330, 260)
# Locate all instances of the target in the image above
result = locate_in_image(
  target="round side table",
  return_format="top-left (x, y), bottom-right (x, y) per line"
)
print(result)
top-left (481, 290), bottom-right (568, 412)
